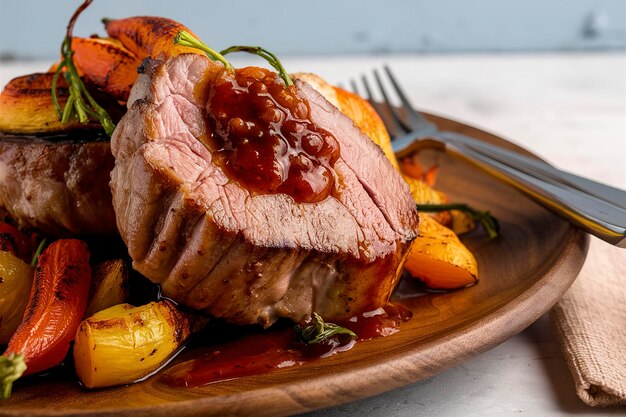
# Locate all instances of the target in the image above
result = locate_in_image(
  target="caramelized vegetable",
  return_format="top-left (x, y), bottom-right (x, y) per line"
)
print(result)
top-left (451, 210), bottom-right (477, 235)
top-left (0, 252), bottom-right (34, 344)
top-left (84, 259), bottom-right (129, 317)
top-left (69, 37), bottom-right (142, 102)
top-left (0, 239), bottom-right (91, 398)
top-left (405, 215), bottom-right (478, 290)
top-left (0, 73), bottom-right (93, 134)
top-left (74, 301), bottom-right (205, 389)
top-left (400, 157), bottom-right (439, 186)
top-left (402, 174), bottom-right (452, 226)
top-left (103, 16), bottom-right (201, 59)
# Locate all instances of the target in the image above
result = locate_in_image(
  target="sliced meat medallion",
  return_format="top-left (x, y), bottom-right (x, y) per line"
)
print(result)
top-left (110, 54), bottom-right (419, 326)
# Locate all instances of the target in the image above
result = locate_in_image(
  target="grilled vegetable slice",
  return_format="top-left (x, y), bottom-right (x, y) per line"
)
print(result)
top-left (0, 252), bottom-right (34, 344)
top-left (103, 16), bottom-right (201, 59)
top-left (0, 239), bottom-right (91, 398)
top-left (68, 37), bottom-right (142, 102)
top-left (0, 73), bottom-right (93, 134)
top-left (405, 215), bottom-right (478, 290)
top-left (84, 259), bottom-right (129, 317)
top-left (74, 301), bottom-right (205, 389)
top-left (402, 174), bottom-right (452, 226)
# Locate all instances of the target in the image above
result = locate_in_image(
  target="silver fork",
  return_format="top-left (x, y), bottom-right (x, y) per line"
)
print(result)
top-left (352, 66), bottom-right (626, 247)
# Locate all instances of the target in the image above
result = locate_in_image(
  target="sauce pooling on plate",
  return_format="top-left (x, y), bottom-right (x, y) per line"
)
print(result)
top-left (207, 67), bottom-right (340, 203)
top-left (161, 304), bottom-right (412, 388)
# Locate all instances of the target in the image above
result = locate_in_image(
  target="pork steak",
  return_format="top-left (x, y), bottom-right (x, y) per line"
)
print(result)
top-left (110, 54), bottom-right (419, 326)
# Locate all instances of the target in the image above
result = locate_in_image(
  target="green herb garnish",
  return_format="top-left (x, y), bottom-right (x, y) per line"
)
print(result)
top-left (295, 313), bottom-right (356, 345)
top-left (220, 45), bottom-right (293, 86)
top-left (416, 203), bottom-right (500, 239)
top-left (173, 30), bottom-right (233, 70)
top-left (51, 0), bottom-right (115, 136)
top-left (173, 31), bottom-right (293, 87)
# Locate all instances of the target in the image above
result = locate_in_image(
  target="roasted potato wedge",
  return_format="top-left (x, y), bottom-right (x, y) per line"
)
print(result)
top-left (0, 73), bottom-right (94, 134)
top-left (74, 301), bottom-right (205, 388)
top-left (405, 215), bottom-right (478, 290)
top-left (85, 259), bottom-right (129, 317)
top-left (450, 210), bottom-right (477, 235)
top-left (0, 251), bottom-right (34, 344)
top-left (402, 173), bottom-right (452, 226)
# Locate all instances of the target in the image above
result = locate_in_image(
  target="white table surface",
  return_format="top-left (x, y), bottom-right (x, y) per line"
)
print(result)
top-left (1, 53), bottom-right (625, 416)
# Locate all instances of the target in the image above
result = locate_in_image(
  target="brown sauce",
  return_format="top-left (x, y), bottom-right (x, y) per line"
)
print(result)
top-left (162, 304), bottom-right (412, 388)
top-left (206, 67), bottom-right (340, 203)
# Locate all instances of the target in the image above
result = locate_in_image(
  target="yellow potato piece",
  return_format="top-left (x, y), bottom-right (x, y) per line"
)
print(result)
top-left (405, 215), bottom-right (478, 290)
top-left (74, 301), bottom-right (198, 388)
top-left (0, 251), bottom-right (34, 344)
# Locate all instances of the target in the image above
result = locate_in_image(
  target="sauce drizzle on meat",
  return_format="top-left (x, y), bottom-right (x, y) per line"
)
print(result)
top-left (207, 67), bottom-right (340, 203)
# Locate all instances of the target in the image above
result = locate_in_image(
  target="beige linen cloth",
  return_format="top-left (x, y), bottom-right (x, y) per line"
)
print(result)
top-left (552, 238), bottom-right (626, 407)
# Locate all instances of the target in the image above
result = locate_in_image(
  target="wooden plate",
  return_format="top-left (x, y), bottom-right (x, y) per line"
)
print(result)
top-left (0, 113), bottom-right (588, 417)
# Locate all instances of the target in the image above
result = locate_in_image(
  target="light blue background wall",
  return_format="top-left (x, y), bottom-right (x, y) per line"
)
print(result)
top-left (0, 0), bottom-right (624, 59)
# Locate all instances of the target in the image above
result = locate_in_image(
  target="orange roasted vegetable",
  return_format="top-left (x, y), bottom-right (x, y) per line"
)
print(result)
top-left (0, 252), bottom-right (34, 345)
top-left (0, 239), bottom-right (91, 398)
top-left (69, 37), bottom-right (142, 102)
top-left (404, 215), bottom-right (478, 290)
top-left (0, 73), bottom-right (95, 134)
top-left (103, 16), bottom-right (202, 59)
top-left (402, 174), bottom-right (452, 226)
top-left (400, 157), bottom-right (439, 187)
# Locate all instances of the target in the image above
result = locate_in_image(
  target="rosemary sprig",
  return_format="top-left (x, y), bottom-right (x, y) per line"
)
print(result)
top-left (173, 30), bottom-right (233, 70)
top-left (220, 45), bottom-right (294, 86)
top-left (416, 203), bottom-right (500, 239)
top-left (51, 0), bottom-right (115, 136)
top-left (173, 31), bottom-right (294, 87)
top-left (295, 313), bottom-right (356, 345)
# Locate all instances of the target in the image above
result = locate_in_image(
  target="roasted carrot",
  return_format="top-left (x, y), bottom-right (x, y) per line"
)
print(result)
top-left (69, 37), bottom-right (142, 102)
top-left (0, 239), bottom-right (91, 399)
top-left (401, 158), bottom-right (440, 187)
top-left (103, 16), bottom-right (202, 59)
top-left (0, 221), bottom-right (32, 262)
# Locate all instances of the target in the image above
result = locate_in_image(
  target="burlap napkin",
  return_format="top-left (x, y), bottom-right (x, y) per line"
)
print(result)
top-left (552, 238), bottom-right (626, 407)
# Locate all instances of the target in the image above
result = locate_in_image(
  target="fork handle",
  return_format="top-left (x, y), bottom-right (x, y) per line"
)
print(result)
top-left (442, 142), bottom-right (626, 247)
